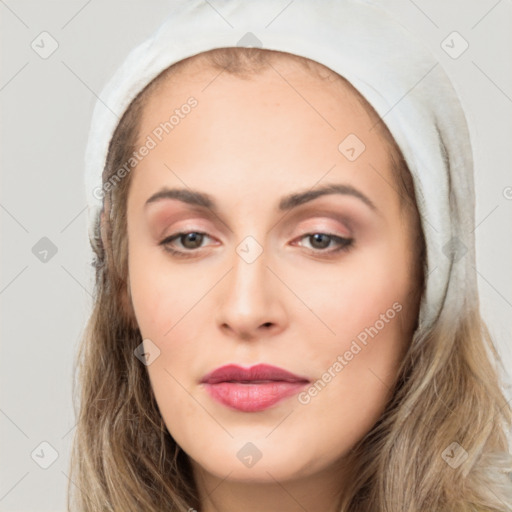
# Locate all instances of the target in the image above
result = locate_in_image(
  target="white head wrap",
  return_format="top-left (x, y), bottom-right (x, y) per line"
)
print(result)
top-left (84, 0), bottom-right (477, 335)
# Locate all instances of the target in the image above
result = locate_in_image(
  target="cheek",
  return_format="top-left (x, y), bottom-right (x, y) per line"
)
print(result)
top-left (293, 250), bottom-right (410, 451)
top-left (300, 238), bottom-right (412, 343)
top-left (294, 236), bottom-right (413, 413)
top-left (128, 239), bottom-right (198, 340)
top-left (128, 245), bottom-right (205, 432)
top-left (128, 240), bottom-right (213, 390)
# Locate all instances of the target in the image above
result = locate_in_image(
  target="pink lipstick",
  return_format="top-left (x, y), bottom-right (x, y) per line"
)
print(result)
top-left (200, 364), bottom-right (310, 412)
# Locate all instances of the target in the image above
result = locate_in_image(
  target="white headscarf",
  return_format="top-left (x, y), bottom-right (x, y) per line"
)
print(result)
top-left (84, 0), bottom-right (477, 335)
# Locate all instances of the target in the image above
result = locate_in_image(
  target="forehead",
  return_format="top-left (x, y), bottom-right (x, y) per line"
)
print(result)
top-left (137, 53), bottom-right (389, 151)
top-left (130, 52), bottom-right (398, 216)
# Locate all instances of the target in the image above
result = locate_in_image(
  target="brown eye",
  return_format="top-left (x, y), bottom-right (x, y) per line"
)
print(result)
top-left (309, 233), bottom-right (332, 249)
top-left (178, 232), bottom-right (204, 249)
top-left (296, 232), bottom-right (354, 255)
top-left (160, 231), bottom-right (213, 258)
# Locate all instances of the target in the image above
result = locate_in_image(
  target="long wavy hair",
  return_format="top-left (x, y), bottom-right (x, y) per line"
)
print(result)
top-left (67, 47), bottom-right (512, 512)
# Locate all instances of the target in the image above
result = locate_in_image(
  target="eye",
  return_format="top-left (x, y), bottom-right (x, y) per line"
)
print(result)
top-left (159, 231), bottom-right (214, 258)
top-left (159, 231), bottom-right (354, 259)
top-left (294, 232), bottom-right (354, 256)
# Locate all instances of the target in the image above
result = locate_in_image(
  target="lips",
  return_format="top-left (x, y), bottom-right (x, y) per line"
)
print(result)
top-left (200, 364), bottom-right (310, 412)
top-left (200, 363), bottom-right (310, 385)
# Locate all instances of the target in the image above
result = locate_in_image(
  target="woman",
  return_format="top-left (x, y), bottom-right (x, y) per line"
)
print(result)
top-left (69, 1), bottom-right (512, 510)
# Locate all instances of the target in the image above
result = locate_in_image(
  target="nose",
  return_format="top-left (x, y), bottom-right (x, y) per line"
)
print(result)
top-left (215, 244), bottom-right (287, 341)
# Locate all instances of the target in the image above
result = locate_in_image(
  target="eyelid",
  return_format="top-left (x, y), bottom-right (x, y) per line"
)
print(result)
top-left (160, 212), bottom-right (354, 241)
top-left (292, 217), bottom-right (353, 238)
top-left (161, 219), bottom-right (351, 243)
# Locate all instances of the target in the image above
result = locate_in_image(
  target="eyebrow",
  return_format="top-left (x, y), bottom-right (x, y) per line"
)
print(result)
top-left (144, 183), bottom-right (378, 214)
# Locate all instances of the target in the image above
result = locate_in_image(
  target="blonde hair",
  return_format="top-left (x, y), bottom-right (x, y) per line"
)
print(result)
top-left (68, 47), bottom-right (512, 511)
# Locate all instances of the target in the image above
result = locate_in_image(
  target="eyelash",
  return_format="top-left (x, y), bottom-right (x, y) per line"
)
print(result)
top-left (159, 231), bottom-right (354, 259)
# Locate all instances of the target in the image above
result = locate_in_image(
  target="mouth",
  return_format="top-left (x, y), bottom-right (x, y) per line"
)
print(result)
top-left (200, 363), bottom-right (310, 385)
top-left (200, 364), bottom-right (310, 412)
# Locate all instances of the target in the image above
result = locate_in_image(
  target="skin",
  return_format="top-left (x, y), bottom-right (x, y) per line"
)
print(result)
top-left (125, 55), bottom-right (420, 512)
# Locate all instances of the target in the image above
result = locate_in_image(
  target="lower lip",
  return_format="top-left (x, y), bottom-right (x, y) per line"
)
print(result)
top-left (203, 381), bottom-right (309, 412)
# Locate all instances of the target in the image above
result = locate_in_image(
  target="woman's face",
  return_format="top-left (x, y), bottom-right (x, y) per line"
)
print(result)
top-left (126, 56), bottom-right (420, 487)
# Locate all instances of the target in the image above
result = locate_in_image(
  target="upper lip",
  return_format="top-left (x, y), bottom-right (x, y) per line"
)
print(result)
top-left (200, 364), bottom-right (310, 384)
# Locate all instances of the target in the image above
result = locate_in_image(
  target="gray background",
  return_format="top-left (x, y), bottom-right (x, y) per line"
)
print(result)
top-left (1, 1), bottom-right (511, 510)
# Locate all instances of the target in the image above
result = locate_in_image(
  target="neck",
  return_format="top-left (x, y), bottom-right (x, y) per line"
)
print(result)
top-left (191, 459), bottom-right (346, 512)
